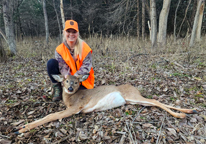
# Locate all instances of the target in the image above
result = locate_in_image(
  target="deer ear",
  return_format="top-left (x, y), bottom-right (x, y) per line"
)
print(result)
top-left (76, 74), bottom-right (89, 82)
top-left (52, 75), bottom-right (64, 82)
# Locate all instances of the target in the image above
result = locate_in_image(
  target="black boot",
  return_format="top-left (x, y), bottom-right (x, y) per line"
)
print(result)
top-left (52, 83), bottom-right (62, 102)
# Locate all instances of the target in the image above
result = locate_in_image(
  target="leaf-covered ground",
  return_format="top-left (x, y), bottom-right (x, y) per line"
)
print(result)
top-left (0, 37), bottom-right (206, 143)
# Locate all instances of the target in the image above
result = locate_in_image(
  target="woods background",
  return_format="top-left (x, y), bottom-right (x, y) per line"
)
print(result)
top-left (0, 0), bottom-right (206, 57)
top-left (0, 0), bottom-right (206, 143)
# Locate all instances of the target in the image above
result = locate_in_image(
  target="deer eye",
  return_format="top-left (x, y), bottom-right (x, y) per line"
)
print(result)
top-left (66, 80), bottom-right (68, 83)
top-left (75, 82), bottom-right (78, 84)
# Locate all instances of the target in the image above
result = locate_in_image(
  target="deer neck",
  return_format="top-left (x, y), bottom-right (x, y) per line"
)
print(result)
top-left (62, 91), bottom-right (75, 107)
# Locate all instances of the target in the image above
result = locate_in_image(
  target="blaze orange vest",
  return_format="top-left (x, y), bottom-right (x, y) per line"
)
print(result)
top-left (56, 42), bottom-right (94, 89)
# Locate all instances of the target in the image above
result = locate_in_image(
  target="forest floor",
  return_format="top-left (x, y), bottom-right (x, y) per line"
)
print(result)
top-left (0, 36), bottom-right (206, 144)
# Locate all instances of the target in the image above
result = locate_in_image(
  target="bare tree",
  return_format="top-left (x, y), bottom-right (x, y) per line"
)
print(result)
top-left (137, 0), bottom-right (140, 39)
top-left (0, 38), bottom-right (7, 62)
top-left (196, 0), bottom-right (205, 41)
top-left (142, 0), bottom-right (145, 40)
top-left (3, 0), bottom-right (17, 56)
top-left (190, 0), bottom-right (205, 47)
top-left (70, 0), bottom-right (73, 19)
top-left (151, 0), bottom-right (157, 48)
top-left (0, 28), bottom-right (8, 44)
top-left (177, 0), bottom-right (191, 38)
top-left (145, 0), bottom-right (151, 20)
top-left (158, 0), bottom-right (171, 46)
top-left (43, 0), bottom-right (49, 44)
top-left (174, 0), bottom-right (181, 42)
top-left (60, 0), bottom-right (65, 29)
top-left (53, 0), bottom-right (62, 41)
top-left (190, 0), bottom-right (197, 29)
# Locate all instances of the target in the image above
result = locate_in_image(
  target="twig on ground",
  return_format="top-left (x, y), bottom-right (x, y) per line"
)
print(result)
top-left (173, 62), bottom-right (185, 69)
top-left (23, 114), bottom-right (30, 132)
top-left (156, 114), bottom-right (166, 144)
top-left (116, 131), bottom-right (126, 135)
top-left (119, 134), bottom-right (126, 144)
top-left (129, 53), bottom-right (148, 60)
top-left (132, 106), bottom-right (146, 123)
top-left (190, 123), bottom-right (201, 134)
top-left (131, 123), bottom-right (137, 143)
top-left (0, 134), bottom-right (10, 139)
top-left (54, 135), bottom-right (71, 144)
top-left (195, 136), bottom-right (206, 140)
top-left (133, 121), bottom-right (159, 124)
top-left (126, 122), bottom-right (136, 144)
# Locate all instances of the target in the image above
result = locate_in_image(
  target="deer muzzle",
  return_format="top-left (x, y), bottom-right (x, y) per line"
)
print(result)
top-left (68, 87), bottom-right (73, 92)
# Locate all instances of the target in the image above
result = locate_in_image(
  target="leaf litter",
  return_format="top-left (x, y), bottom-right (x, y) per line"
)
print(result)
top-left (0, 39), bottom-right (206, 143)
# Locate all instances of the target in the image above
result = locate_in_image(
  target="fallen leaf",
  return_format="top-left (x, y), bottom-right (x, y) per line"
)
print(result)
top-left (167, 128), bottom-right (177, 136)
top-left (0, 139), bottom-right (12, 144)
top-left (200, 115), bottom-right (206, 121)
top-left (190, 118), bottom-right (197, 123)
top-left (27, 110), bottom-right (35, 115)
top-left (55, 131), bottom-right (64, 137)
top-left (11, 120), bottom-right (25, 126)
top-left (142, 123), bottom-right (154, 128)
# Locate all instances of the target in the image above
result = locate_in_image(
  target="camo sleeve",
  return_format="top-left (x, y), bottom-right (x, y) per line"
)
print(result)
top-left (55, 50), bottom-right (71, 76)
top-left (74, 52), bottom-right (92, 76)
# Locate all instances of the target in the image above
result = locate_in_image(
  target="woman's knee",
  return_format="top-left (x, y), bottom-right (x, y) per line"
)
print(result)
top-left (47, 59), bottom-right (58, 68)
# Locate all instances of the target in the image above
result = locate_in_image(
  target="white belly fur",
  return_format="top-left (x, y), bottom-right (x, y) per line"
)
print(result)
top-left (83, 91), bottom-right (126, 113)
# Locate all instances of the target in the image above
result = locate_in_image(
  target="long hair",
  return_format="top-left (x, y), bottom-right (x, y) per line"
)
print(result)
top-left (63, 31), bottom-right (83, 60)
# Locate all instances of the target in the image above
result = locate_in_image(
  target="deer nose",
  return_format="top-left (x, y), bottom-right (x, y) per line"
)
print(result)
top-left (68, 87), bottom-right (73, 92)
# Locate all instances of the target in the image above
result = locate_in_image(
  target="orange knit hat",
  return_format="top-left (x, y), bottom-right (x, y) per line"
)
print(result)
top-left (64, 20), bottom-right (79, 32)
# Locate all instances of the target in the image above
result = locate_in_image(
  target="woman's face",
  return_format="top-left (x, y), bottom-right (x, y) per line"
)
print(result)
top-left (65, 28), bottom-right (78, 43)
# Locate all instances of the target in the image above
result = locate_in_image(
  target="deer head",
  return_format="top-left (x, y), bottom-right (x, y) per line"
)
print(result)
top-left (52, 74), bottom-right (89, 95)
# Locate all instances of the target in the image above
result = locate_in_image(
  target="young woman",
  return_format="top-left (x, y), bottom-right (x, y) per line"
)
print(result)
top-left (47, 20), bottom-right (94, 101)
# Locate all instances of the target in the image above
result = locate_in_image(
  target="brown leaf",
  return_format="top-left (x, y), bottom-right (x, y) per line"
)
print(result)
top-left (27, 110), bottom-right (35, 115)
top-left (0, 139), bottom-right (12, 144)
top-left (166, 128), bottom-right (177, 137)
top-left (16, 90), bottom-right (22, 94)
top-left (60, 128), bottom-right (67, 134)
top-left (200, 115), bottom-right (206, 121)
top-left (79, 131), bottom-right (89, 140)
top-left (55, 131), bottom-right (64, 137)
top-left (11, 120), bottom-right (25, 126)
top-left (190, 118), bottom-right (197, 123)
top-left (101, 79), bottom-right (106, 85)
top-left (142, 123), bottom-right (154, 129)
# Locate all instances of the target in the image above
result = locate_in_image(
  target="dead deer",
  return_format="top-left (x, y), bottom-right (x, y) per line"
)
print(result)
top-left (15, 74), bottom-right (197, 134)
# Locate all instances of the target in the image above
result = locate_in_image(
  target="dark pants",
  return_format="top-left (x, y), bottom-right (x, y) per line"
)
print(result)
top-left (47, 59), bottom-right (86, 90)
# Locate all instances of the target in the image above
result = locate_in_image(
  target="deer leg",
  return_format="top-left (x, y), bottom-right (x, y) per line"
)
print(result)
top-left (126, 98), bottom-right (187, 118)
top-left (161, 103), bottom-right (198, 114)
top-left (16, 107), bottom-right (79, 134)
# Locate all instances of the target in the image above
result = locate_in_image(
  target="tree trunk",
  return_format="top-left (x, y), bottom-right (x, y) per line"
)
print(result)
top-left (145, 0), bottom-right (151, 19)
top-left (196, 0), bottom-right (205, 42)
top-left (0, 38), bottom-right (7, 62)
top-left (17, 8), bottom-right (24, 41)
top-left (189, 0), bottom-right (204, 47)
top-left (70, 0), bottom-right (73, 19)
top-left (53, 0), bottom-right (62, 41)
top-left (174, 0), bottom-right (181, 42)
top-left (151, 0), bottom-right (157, 49)
top-left (60, 0), bottom-right (65, 29)
top-left (43, 0), bottom-right (49, 44)
top-left (137, 0), bottom-right (140, 39)
top-left (3, 0), bottom-right (17, 56)
top-left (0, 28), bottom-right (8, 44)
top-left (190, 0), bottom-right (197, 28)
top-left (158, 0), bottom-right (171, 46)
top-left (142, 0), bottom-right (145, 40)
top-left (177, 0), bottom-right (191, 38)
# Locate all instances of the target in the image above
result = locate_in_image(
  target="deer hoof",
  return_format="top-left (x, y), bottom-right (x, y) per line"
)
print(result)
top-left (14, 131), bottom-right (20, 135)
top-left (192, 110), bottom-right (198, 114)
